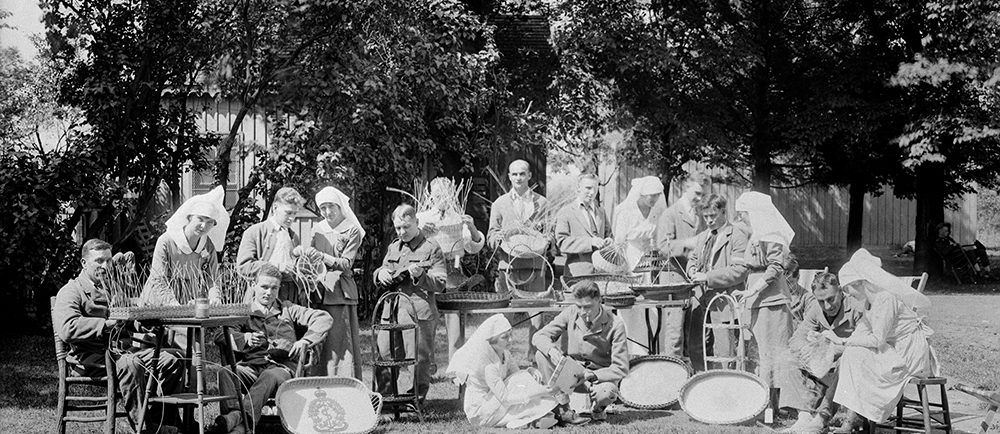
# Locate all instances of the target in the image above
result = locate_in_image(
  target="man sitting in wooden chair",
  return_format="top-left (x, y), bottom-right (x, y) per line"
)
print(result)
top-left (53, 238), bottom-right (185, 433)
top-left (213, 263), bottom-right (333, 434)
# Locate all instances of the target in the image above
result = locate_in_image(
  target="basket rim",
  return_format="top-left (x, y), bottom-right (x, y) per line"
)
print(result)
top-left (275, 377), bottom-right (381, 434)
top-left (619, 355), bottom-right (692, 410)
top-left (677, 369), bottom-right (769, 425)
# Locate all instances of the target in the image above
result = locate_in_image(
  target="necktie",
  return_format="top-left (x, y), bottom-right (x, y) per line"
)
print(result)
top-left (700, 230), bottom-right (718, 272)
top-left (584, 203), bottom-right (598, 233)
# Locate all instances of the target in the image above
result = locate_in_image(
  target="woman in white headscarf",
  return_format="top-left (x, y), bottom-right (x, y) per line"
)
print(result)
top-left (823, 248), bottom-right (936, 431)
top-left (302, 186), bottom-right (365, 379)
top-left (731, 191), bottom-right (795, 394)
top-left (141, 186), bottom-right (230, 306)
top-left (613, 176), bottom-right (669, 356)
top-left (446, 314), bottom-right (560, 429)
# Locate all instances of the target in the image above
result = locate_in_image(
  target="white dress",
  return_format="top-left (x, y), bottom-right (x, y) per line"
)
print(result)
top-left (833, 291), bottom-right (937, 422)
top-left (463, 349), bottom-right (558, 428)
top-left (613, 203), bottom-right (667, 356)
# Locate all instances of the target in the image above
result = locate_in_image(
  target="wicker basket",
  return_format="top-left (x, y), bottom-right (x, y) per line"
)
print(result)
top-left (109, 303), bottom-right (251, 320)
top-left (602, 293), bottom-right (636, 308)
top-left (275, 376), bottom-right (383, 434)
top-left (631, 283), bottom-right (698, 301)
top-left (678, 370), bottom-right (769, 425)
top-left (430, 219), bottom-right (467, 257)
top-left (500, 229), bottom-right (548, 259)
top-left (435, 292), bottom-right (511, 311)
top-left (619, 355), bottom-right (693, 409)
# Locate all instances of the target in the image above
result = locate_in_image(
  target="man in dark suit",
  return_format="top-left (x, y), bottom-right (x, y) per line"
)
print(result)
top-left (555, 174), bottom-right (612, 276)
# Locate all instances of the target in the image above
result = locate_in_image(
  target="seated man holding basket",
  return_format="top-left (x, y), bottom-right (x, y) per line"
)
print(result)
top-left (532, 280), bottom-right (630, 423)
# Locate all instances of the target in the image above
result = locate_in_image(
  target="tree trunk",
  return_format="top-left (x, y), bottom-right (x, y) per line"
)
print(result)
top-left (913, 163), bottom-right (945, 276)
top-left (847, 180), bottom-right (866, 252)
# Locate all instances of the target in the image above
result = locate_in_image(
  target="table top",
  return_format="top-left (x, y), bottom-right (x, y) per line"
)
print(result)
top-left (440, 299), bottom-right (688, 314)
top-left (138, 315), bottom-right (249, 327)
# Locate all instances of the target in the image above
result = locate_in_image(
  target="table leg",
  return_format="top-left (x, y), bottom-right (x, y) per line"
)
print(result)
top-left (457, 312), bottom-right (466, 399)
top-left (183, 327), bottom-right (195, 432)
top-left (221, 326), bottom-right (248, 432)
top-left (195, 327), bottom-right (206, 434)
top-left (136, 325), bottom-right (165, 433)
top-left (445, 312), bottom-right (462, 361)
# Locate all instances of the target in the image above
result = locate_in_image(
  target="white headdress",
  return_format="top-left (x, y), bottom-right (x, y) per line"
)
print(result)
top-left (314, 186), bottom-right (366, 240)
top-left (445, 314), bottom-right (512, 385)
top-left (734, 191), bottom-right (794, 246)
top-left (164, 186), bottom-right (230, 254)
top-left (613, 176), bottom-right (666, 222)
top-left (839, 248), bottom-right (931, 313)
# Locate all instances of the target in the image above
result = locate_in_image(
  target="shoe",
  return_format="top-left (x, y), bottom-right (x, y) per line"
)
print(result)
top-left (141, 425), bottom-right (178, 434)
top-left (829, 411), bottom-right (865, 433)
top-left (213, 410), bottom-right (242, 433)
top-left (529, 412), bottom-right (559, 429)
top-left (591, 409), bottom-right (607, 422)
top-left (555, 406), bottom-right (590, 426)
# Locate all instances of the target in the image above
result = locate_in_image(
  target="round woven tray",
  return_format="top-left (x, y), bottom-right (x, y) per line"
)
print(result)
top-left (678, 369), bottom-right (769, 425)
top-left (631, 283), bottom-right (698, 301)
top-left (620, 355), bottom-right (693, 409)
top-left (435, 292), bottom-right (510, 311)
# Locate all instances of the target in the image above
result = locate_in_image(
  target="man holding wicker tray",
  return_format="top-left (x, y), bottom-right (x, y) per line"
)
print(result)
top-left (53, 239), bottom-right (185, 433)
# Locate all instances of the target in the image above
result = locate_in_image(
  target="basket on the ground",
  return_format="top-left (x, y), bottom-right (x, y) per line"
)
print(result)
top-left (435, 291), bottom-right (511, 311)
top-left (619, 355), bottom-right (693, 409)
top-left (275, 376), bottom-right (383, 434)
top-left (678, 369), bottom-right (769, 425)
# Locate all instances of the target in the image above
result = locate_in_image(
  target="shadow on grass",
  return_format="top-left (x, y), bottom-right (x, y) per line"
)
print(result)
top-left (0, 332), bottom-right (60, 409)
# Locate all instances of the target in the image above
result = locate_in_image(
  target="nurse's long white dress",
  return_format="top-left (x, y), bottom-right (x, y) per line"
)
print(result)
top-left (833, 291), bottom-right (937, 422)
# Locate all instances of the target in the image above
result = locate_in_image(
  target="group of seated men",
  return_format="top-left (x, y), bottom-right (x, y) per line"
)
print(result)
top-left (54, 239), bottom-right (334, 434)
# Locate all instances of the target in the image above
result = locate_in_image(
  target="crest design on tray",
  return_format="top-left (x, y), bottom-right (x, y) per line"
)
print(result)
top-left (307, 388), bottom-right (349, 433)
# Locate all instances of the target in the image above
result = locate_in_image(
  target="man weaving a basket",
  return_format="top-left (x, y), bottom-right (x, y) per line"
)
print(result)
top-left (532, 280), bottom-right (630, 423)
top-left (374, 204), bottom-right (448, 400)
top-left (779, 272), bottom-right (864, 434)
top-left (213, 263), bottom-right (333, 434)
top-left (53, 239), bottom-right (185, 433)
top-left (554, 173), bottom-right (612, 277)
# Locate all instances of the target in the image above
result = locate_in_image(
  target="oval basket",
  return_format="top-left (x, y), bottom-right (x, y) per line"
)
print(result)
top-left (602, 293), bottom-right (636, 308)
top-left (435, 291), bottom-right (511, 311)
top-left (631, 283), bottom-right (698, 301)
top-left (619, 355), bottom-right (693, 410)
top-left (275, 376), bottom-right (383, 434)
top-left (678, 369), bottom-right (769, 425)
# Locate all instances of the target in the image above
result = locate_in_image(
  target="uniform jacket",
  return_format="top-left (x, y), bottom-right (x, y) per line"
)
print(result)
top-left (373, 233), bottom-right (447, 320)
top-left (655, 201), bottom-right (706, 259)
top-left (789, 296), bottom-right (865, 357)
top-left (231, 300), bottom-right (333, 371)
top-left (531, 306), bottom-right (630, 383)
top-left (53, 274), bottom-right (129, 365)
top-left (236, 220), bottom-right (301, 280)
top-left (555, 201), bottom-right (611, 276)
top-left (686, 222), bottom-right (751, 293)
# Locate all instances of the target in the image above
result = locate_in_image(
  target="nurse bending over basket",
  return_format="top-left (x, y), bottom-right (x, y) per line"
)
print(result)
top-left (446, 314), bottom-right (562, 429)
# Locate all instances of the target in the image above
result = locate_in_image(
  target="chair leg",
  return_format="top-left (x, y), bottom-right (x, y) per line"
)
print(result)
top-left (105, 376), bottom-right (116, 434)
top-left (940, 383), bottom-right (953, 433)
top-left (56, 375), bottom-right (67, 434)
top-left (919, 384), bottom-right (933, 434)
top-left (897, 392), bottom-right (905, 428)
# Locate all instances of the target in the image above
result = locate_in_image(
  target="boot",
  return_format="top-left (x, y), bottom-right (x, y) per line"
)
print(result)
top-left (554, 404), bottom-right (589, 426)
top-left (830, 410), bottom-right (865, 434)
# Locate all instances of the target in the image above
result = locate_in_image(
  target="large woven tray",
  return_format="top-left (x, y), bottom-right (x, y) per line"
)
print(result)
top-left (602, 293), bottom-right (636, 308)
top-left (631, 283), bottom-right (698, 301)
top-left (275, 376), bottom-right (383, 434)
top-left (435, 292), bottom-right (510, 311)
top-left (109, 303), bottom-right (251, 320)
top-left (678, 370), bottom-right (768, 425)
top-left (619, 355), bottom-right (693, 409)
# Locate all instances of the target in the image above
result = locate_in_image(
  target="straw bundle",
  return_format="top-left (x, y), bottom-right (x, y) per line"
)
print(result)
top-left (389, 177), bottom-right (473, 258)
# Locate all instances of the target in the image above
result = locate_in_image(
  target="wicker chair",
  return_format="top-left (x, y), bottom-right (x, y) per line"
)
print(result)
top-left (51, 297), bottom-right (131, 434)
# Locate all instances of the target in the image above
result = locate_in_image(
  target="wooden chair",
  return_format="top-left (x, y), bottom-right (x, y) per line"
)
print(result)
top-left (899, 272), bottom-right (929, 293)
top-left (51, 297), bottom-right (131, 434)
top-left (870, 376), bottom-right (953, 434)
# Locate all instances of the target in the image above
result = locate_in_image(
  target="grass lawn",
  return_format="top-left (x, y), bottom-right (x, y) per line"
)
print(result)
top-left (3, 288), bottom-right (999, 433)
